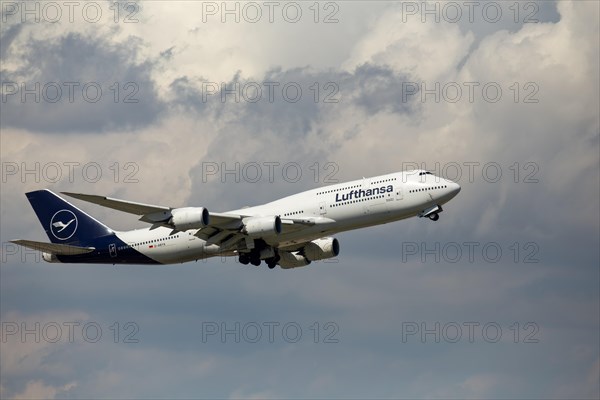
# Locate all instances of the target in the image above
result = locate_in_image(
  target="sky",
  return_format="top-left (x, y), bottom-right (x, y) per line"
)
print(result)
top-left (0, 0), bottom-right (598, 398)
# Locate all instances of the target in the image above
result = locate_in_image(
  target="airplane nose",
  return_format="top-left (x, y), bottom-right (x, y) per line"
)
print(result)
top-left (450, 181), bottom-right (461, 197)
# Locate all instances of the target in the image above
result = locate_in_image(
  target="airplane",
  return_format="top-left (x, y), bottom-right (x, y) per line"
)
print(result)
top-left (11, 169), bottom-right (461, 269)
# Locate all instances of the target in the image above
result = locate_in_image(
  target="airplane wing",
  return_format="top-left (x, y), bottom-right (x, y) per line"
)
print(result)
top-left (62, 192), bottom-right (243, 226)
top-left (11, 240), bottom-right (95, 255)
top-left (61, 192), bottom-right (334, 251)
top-left (62, 192), bottom-right (171, 221)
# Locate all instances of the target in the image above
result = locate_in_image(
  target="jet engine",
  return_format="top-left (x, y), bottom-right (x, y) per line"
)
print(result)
top-left (302, 237), bottom-right (340, 261)
top-left (169, 207), bottom-right (210, 231)
top-left (242, 216), bottom-right (282, 237)
top-left (278, 237), bottom-right (340, 269)
top-left (278, 251), bottom-right (311, 269)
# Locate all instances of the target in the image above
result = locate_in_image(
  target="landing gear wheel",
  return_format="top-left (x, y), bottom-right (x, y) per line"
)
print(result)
top-left (250, 256), bottom-right (261, 266)
top-left (239, 255), bottom-right (250, 265)
top-left (429, 213), bottom-right (439, 221)
top-left (265, 254), bottom-right (280, 269)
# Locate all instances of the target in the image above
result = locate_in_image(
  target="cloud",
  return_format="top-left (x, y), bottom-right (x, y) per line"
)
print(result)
top-left (0, 311), bottom-right (86, 399)
top-left (0, 23), bottom-right (23, 59)
top-left (0, 0), bottom-right (598, 398)
top-left (344, 4), bottom-right (475, 81)
top-left (11, 381), bottom-right (76, 400)
top-left (1, 32), bottom-right (163, 133)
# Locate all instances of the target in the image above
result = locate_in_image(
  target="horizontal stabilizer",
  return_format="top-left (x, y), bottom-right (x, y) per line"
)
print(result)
top-left (11, 240), bottom-right (95, 255)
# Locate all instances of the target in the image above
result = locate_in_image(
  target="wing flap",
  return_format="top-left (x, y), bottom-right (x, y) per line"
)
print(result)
top-left (11, 240), bottom-right (95, 255)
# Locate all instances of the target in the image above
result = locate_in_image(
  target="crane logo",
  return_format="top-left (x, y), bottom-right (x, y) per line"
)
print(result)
top-left (49, 209), bottom-right (78, 240)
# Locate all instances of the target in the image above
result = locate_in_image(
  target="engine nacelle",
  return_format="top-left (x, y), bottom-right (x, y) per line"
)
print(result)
top-left (169, 207), bottom-right (210, 231)
top-left (242, 216), bottom-right (282, 237)
top-left (278, 251), bottom-right (311, 269)
top-left (303, 237), bottom-right (340, 261)
top-left (42, 252), bottom-right (60, 263)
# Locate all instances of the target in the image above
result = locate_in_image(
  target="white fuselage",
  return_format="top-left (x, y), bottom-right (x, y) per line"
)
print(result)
top-left (112, 170), bottom-right (461, 264)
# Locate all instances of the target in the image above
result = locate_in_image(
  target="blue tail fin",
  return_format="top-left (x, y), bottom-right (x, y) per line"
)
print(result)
top-left (25, 190), bottom-right (113, 245)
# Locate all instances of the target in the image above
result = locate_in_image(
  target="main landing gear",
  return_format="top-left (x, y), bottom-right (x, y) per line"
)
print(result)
top-left (238, 254), bottom-right (261, 266)
top-left (428, 213), bottom-right (439, 221)
top-left (238, 252), bottom-right (280, 269)
top-left (266, 257), bottom-right (279, 269)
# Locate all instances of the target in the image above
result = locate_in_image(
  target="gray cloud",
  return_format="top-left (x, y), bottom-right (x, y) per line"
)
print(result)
top-left (1, 33), bottom-right (163, 133)
top-left (1, 1), bottom-right (598, 398)
top-left (172, 63), bottom-right (418, 208)
top-left (0, 23), bottom-right (23, 59)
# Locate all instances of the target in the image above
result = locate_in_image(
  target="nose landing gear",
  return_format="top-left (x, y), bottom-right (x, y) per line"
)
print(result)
top-left (419, 205), bottom-right (442, 221)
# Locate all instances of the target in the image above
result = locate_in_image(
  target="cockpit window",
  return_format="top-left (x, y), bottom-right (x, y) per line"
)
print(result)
top-left (418, 171), bottom-right (433, 176)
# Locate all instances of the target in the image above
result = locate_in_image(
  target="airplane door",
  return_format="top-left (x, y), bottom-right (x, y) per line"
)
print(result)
top-left (109, 243), bottom-right (117, 258)
top-left (396, 187), bottom-right (403, 200)
top-left (319, 201), bottom-right (327, 215)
